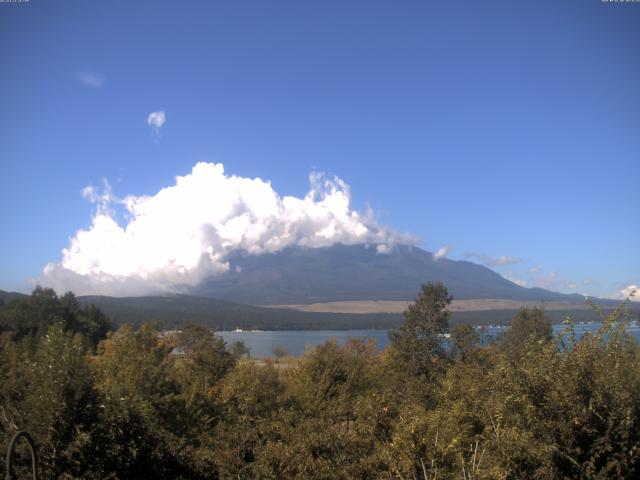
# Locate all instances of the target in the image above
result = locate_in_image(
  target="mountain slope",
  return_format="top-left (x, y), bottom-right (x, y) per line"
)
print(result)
top-left (0, 290), bottom-right (27, 304)
top-left (191, 244), bottom-right (586, 305)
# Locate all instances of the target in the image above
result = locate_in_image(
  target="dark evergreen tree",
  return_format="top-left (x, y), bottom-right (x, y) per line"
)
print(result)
top-left (389, 282), bottom-right (452, 379)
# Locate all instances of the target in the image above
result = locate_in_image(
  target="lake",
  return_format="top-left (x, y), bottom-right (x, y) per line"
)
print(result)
top-left (218, 322), bottom-right (640, 358)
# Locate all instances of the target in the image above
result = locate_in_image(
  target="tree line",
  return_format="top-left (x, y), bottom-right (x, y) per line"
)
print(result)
top-left (1, 284), bottom-right (639, 479)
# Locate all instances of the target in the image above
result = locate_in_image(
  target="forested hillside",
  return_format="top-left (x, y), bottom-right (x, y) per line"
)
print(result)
top-left (75, 293), bottom-right (628, 330)
top-left (76, 293), bottom-right (401, 330)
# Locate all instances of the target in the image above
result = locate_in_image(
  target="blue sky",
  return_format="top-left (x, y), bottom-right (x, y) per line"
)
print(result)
top-left (0, 0), bottom-right (638, 299)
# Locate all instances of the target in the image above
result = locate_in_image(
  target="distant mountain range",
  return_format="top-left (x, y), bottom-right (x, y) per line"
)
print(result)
top-left (0, 290), bottom-right (27, 304)
top-left (191, 244), bottom-right (589, 305)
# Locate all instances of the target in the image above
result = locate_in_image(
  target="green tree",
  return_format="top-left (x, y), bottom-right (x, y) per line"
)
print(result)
top-left (175, 323), bottom-right (236, 395)
top-left (0, 323), bottom-right (99, 479)
top-left (269, 339), bottom-right (383, 479)
top-left (388, 282), bottom-right (452, 380)
top-left (230, 340), bottom-right (250, 359)
top-left (503, 306), bottom-right (552, 356)
top-left (212, 362), bottom-right (287, 479)
top-left (272, 345), bottom-right (288, 361)
top-left (91, 323), bottom-right (191, 478)
top-left (0, 287), bottom-right (111, 346)
top-left (450, 322), bottom-right (480, 362)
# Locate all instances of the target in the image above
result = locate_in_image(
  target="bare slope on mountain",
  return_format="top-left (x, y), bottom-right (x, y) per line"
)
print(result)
top-left (264, 299), bottom-right (593, 314)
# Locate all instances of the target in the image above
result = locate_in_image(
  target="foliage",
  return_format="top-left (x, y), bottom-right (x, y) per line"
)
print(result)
top-left (272, 345), bottom-right (288, 361)
top-left (388, 282), bottom-right (452, 394)
top-left (0, 287), bottom-right (112, 346)
top-left (229, 340), bottom-right (250, 359)
top-left (450, 323), bottom-right (480, 362)
top-left (0, 323), bottom-right (100, 479)
top-left (1, 287), bottom-right (639, 479)
top-left (502, 306), bottom-right (553, 356)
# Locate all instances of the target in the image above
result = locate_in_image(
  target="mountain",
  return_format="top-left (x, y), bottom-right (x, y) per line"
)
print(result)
top-left (191, 244), bottom-right (587, 305)
top-left (0, 244), bottom-right (626, 331)
top-left (0, 290), bottom-right (27, 304)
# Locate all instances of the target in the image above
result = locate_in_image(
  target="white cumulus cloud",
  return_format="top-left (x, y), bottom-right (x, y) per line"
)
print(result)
top-left (464, 253), bottom-right (522, 267)
top-left (147, 111), bottom-right (166, 138)
top-left (43, 163), bottom-right (409, 295)
top-left (433, 244), bottom-right (451, 261)
top-left (612, 284), bottom-right (640, 302)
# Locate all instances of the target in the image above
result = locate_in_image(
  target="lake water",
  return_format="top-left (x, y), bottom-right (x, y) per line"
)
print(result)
top-left (218, 322), bottom-right (640, 358)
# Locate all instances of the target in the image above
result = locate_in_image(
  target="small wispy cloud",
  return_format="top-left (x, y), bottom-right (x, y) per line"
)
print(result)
top-left (81, 179), bottom-right (117, 216)
top-left (529, 265), bottom-right (541, 274)
top-left (536, 271), bottom-right (558, 288)
top-left (76, 71), bottom-right (105, 88)
top-left (527, 271), bottom-right (586, 294)
top-left (433, 244), bottom-right (451, 261)
top-left (504, 274), bottom-right (527, 287)
top-left (147, 111), bottom-right (166, 139)
top-left (465, 252), bottom-right (522, 267)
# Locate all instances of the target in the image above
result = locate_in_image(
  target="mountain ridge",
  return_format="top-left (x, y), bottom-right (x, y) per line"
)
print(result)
top-left (191, 244), bottom-right (588, 305)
